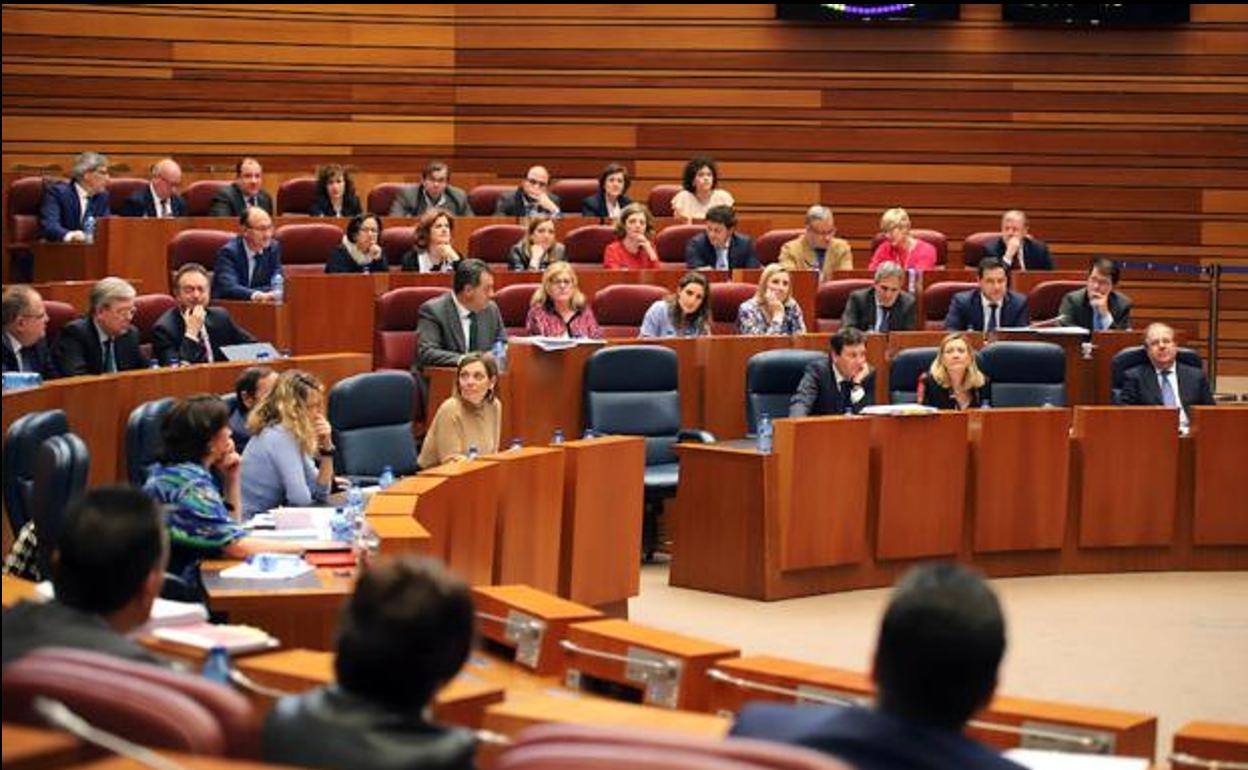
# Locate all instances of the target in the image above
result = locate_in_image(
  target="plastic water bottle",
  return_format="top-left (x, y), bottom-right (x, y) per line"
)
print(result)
top-left (552, 429), bottom-right (564, 445)
top-left (378, 465), bottom-right (395, 490)
top-left (354, 520), bottom-right (381, 569)
top-left (981, 398), bottom-right (991, 410)
top-left (509, 437), bottom-right (523, 451)
top-left (202, 645), bottom-right (231, 685)
top-left (756, 413), bottom-right (773, 455)
top-left (330, 506), bottom-right (351, 543)
top-left (583, 428), bottom-right (596, 440)
top-left (270, 271), bottom-right (285, 304)
top-left (346, 484), bottom-right (364, 535)
top-left (492, 338), bottom-right (508, 373)
top-left (466, 444), bottom-right (479, 461)
top-left (82, 214), bottom-right (97, 244)
top-left (906, 268), bottom-right (917, 294)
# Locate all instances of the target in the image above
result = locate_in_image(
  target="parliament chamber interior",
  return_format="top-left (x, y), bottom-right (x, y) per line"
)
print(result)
top-left (2, 5), bottom-right (1245, 770)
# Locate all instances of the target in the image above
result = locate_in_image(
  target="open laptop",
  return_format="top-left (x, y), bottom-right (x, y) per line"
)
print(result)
top-left (219, 342), bottom-right (282, 362)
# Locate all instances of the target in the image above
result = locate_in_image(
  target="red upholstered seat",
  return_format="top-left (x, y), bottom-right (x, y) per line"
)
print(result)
top-left (923, 281), bottom-right (978, 329)
top-left (1029, 280), bottom-right (1085, 323)
top-left (106, 177), bottom-right (147, 215)
top-left (550, 178), bottom-right (599, 215)
top-left (166, 228), bottom-right (234, 286)
top-left (367, 182), bottom-right (406, 216)
top-left (592, 284), bottom-right (668, 338)
top-left (868, 229), bottom-right (948, 266)
top-left (468, 184), bottom-right (515, 216)
top-left (565, 225), bottom-right (617, 265)
top-left (7, 176), bottom-right (50, 279)
top-left (184, 180), bottom-right (230, 216)
top-left (45, 301), bottom-right (77, 346)
top-left (646, 184), bottom-right (681, 218)
top-left (495, 282), bottom-right (541, 337)
top-left (468, 224), bottom-right (526, 265)
top-left (709, 282), bottom-right (757, 334)
top-left (655, 224), bottom-right (704, 265)
top-left (133, 293), bottom-right (177, 344)
top-left (374, 286), bottom-right (451, 371)
top-left (275, 222), bottom-right (343, 274)
top-left (380, 227), bottom-right (416, 267)
top-left (276, 176), bottom-right (317, 215)
top-left (961, 231), bottom-right (999, 269)
top-left (815, 279), bottom-right (873, 332)
top-left (755, 229), bottom-right (803, 266)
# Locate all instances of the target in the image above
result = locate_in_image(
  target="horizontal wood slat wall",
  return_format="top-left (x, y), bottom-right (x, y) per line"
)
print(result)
top-left (4, 3), bottom-right (1247, 374)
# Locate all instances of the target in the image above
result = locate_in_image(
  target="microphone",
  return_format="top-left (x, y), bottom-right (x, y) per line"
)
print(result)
top-left (32, 696), bottom-right (193, 770)
top-left (1028, 315), bottom-right (1068, 329)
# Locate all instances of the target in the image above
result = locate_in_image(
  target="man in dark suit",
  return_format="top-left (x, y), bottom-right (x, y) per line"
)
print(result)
top-left (2, 487), bottom-right (167, 666)
top-left (38, 151), bottom-right (112, 242)
top-left (1121, 322), bottom-right (1214, 432)
top-left (152, 262), bottom-right (256, 366)
top-left (207, 157), bottom-right (274, 217)
top-left (212, 207), bottom-right (283, 301)
top-left (388, 160), bottom-right (470, 217)
top-left (980, 209), bottom-right (1053, 271)
top-left (841, 261), bottom-right (918, 332)
top-left (494, 165), bottom-right (561, 218)
top-left (415, 259), bottom-right (506, 371)
top-left (2, 285), bottom-right (56, 378)
top-left (53, 277), bottom-right (150, 375)
top-left (945, 257), bottom-right (1030, 332)
top-left (685, 205), bottom-right (760, 270)
top-left (790, 327), bottom-right (876, 417)
top-left (732, 563), bottom-right (1024, 770)
top-left (119, 158), bottom-right (187, 218)
top-left (1058, 257), bottom-right (1132, 330)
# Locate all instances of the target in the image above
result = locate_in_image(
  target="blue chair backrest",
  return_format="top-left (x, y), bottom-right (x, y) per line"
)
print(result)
top-left (3, 409), bottom-right (69, 534)
top-left (32, 432), bottom-right (90, 578)
top-left (745, 349), bottom-right (826, 435)
top-left (584, 346), bottom-right (681, 467)
top-left (328, 370), bottom-right (418, 477)
top-left (978, 341), bottom-right (1066, 407)
top-left (1110, 345), bottom-right (1203, 404)
top-left (890, 348), bottom-right (938, 404)
top-left (126, 398), bottom-right (175, 486)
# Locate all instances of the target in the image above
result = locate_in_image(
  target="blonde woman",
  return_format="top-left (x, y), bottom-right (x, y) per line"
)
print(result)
top-left (525, 262), bottom-right (602, 339)
top-left (240, 370), bottom-right (334, 515)
top-left (736, 263), bottom-right (806, 336)
top-left (507, 215), bottom-right (566, 271)
top-left (869, 207), bottom-right (937, 271)
top-left (419, 352), bottom-right (502, 468)
top-left (917, 332), bottom-right (990, 410)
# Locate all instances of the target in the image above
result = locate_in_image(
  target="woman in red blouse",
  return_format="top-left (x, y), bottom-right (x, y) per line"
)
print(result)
top-left (603, 202), bottom-right (660, 270)
top-left (524, 262), bottom-right (603, 339)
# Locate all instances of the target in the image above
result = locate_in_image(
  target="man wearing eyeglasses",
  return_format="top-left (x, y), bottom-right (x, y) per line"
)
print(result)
top-left (2, 285), bottom-right (56, 378)
top-left (39, 151), bottom-right (112, 243)
top-left (120, 158), bottom-right (187, 218)
top-left (212, 206), bottom-right (283, 302)
top-left (494, 165), bottom-right (561, 217)
top-left (53, 277), bottom-right (150, 376)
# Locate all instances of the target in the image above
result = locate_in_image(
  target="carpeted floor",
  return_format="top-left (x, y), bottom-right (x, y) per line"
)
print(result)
top-left (629, 567), bottom-right (1248, 758)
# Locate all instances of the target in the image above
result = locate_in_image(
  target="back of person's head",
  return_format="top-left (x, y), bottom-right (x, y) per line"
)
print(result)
top-left (159, 395), bottom-right (230, 464)
top-left (873, 562), bottom-right (1005, 730)
top-left (234, 365), bottom-right (276, 412)
top-left (53, 486), bottom-right (167, 616)
top-left (335, 557), bottom-right (475, 712)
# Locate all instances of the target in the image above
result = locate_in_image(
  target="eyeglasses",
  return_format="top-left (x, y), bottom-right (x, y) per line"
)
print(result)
top-left (525, 178), bottom-right (549, 188)
top-left (550, 278), bottom-right (574, 287)
top-left (358, 225), bottom-right (380, 233)
top-left (21, 312), bottom-right (49, 321)
top-left (109, 305), bottom-right (137, 319)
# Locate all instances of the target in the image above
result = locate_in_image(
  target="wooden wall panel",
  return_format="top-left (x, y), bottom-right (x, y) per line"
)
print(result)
top-left (3, 3), bottom-right (1246, 375)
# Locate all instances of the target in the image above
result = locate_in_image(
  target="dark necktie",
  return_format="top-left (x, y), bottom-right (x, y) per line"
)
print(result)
top-left (986, 303), bottom-right (1000, 333)
top-left (840, 379), bottom-right (854, 411)
top-left (1159, 370), bottom-right (1178, 407)
top-left (201, 331), bottom-right (212, 363)
top-left (247, 196), bottom-right (258, 209)
top-left (467, 312), bottom-right (478, 350)
top-left (103, 339), bottom-right (117, 373)
top-left (878, 306), bottom-right (891, 333)
top-left (19, 346), bottom-right (38, 374)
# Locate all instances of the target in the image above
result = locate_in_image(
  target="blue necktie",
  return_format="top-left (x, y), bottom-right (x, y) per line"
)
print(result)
top-left (1159, 370), bottom-right (1178, 407)
top-left (1093, 312), bottom-right (1104, 331)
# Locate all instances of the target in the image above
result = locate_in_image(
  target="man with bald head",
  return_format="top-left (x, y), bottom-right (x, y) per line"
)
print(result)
top-left (212, 206), bottom-right (283, 302)
top-left (120, 158), bottom-right (187, 218)
top-left (209, 157), bottom-right (274, 217)
top-left (495, 165), bottom-right (561, 217)
top-left (1120, 322), bottom-right (1214, 432)
top-left (981, 210), bottom-right (1053, 271)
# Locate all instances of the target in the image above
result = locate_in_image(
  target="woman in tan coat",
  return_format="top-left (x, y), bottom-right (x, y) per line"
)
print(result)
top-left (418, 352), bottom-right (502, 468)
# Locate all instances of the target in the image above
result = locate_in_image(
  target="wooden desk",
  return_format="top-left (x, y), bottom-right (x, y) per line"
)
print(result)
top-left (1190, 406), bottom-right (1248, 545)
top-left (562, 618), bottom-right (739, 711)
top-left (286, 273), bottom-right (381, 356)
top-left (235, 648), bottom-right (505, 729)
top-left (201, 563), bottom-right (354, 652)
top-left (1, 723), bottom-right (89, 770)
top-left (472, 584), bottom-right (603, 676)
top-left (0, 353), bottom-right (371, 486)
top-left (213, 300), bottom-right (291, 354)
top-left (418, 460), bottom-right (501, 586)
top-left (873, 412), bottom-right (969, 560)
top-left (705, 655), bottom-right (871, 717)
top-left (701, 334), bottom-right (793, 439)
top-left (501, 340), bottom-right (600, 445)
top-left (968, 408), bottom-right (1071, 553)
top-left (30, 241), bottom-right (107, 283)
top-left (1171, 721), bottom-right (1248, 769)
top-left (480, 447), bottom-right (565, 590)
top-left (558, 436), bottom-right (645, 610)
top-left (481, 691), bottom-right (730, 739)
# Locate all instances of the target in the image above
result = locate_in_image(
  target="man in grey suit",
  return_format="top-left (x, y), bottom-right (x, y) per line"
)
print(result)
top-left (841, 261), bottom-right (918, 332)
top-left (1058, 257), bottom-right (1132, 331)
top-left (389, 161), bottom-right (471, 217)
top-left (208, 157), bottom-right (274, 217)
top-left (415, 259), bottom-right (506, 371)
